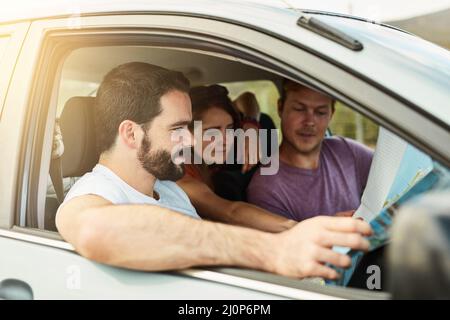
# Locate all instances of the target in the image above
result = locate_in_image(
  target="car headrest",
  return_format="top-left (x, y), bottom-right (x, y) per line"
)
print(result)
top-left (60, 96), bottom-right (99, 177)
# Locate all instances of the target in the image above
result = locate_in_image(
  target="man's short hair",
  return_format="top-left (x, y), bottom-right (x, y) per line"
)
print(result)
top-left (279, 79), bottom-right (336, 111)
top-left (94, 62), bottom-right (190, 154)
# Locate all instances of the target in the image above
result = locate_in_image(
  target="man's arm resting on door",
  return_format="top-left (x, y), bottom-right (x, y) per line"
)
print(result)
top-left (56, 194), bottom-right (372, 279)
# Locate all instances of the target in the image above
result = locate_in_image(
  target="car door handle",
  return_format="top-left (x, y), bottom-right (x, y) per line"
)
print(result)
top-left (0, 279), bottom-right (34, 300)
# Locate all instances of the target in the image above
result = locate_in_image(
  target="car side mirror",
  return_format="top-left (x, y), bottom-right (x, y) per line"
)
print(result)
top-left (388, 191), bottom-right (450, 299)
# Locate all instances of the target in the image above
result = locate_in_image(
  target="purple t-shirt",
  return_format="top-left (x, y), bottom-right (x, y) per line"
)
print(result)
top-left (247, 136), bottom-right (373, 221)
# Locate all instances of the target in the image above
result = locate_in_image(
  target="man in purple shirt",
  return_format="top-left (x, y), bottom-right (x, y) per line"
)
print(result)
top-left (247, 80), bottom-right (373, 221)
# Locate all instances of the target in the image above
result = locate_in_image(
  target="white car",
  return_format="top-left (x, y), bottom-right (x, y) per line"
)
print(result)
top-left (0, 0), bottom-right (449, 300)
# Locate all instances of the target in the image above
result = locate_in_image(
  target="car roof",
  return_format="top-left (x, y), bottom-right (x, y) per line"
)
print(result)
top-left (2, 0), bottom-right (450, 126)
top-left (0, 0), bottom-right (287, 24)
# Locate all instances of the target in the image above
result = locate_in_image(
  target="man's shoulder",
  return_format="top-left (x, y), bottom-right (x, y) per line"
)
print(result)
top-left (157, 180), bottom-right (184, 194)
top-left (324, 136), bottom-right (373, 156)
top-left (157, 180), bottom-right (192, 202)
top-left (63, 168), bottom-right (125, 204)
top-left (67, 170), bottom-right (107, 193)
top-left (156, 179), bottom-right (200, 218)
top-left (248, 164), bottom-right (285, 191)
top-left (324, 135), bottom-right (354, 148)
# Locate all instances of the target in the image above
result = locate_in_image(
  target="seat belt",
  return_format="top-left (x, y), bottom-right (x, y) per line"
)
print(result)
top-left (49, 120), bottom-right (65, 204)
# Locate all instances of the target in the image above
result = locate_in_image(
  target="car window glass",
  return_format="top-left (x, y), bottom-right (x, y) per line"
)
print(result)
top-left (0, 23), bottom-right (29, 117)
top-left (38, 43), bottom-right (450, 295)
top-left (0, 35), bottom-right (13, 116)
top-left (223, 80), bottom-right (280, 130)
top-left (330, 102), bottom-right (379, 149)
top-left (0, 35), bottom-right (10, 61)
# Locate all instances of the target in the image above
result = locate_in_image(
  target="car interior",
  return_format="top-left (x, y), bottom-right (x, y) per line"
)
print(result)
top-left (44, 45), bottom-right (284, 229)
top-left (45, 45), bottom-right (374, 225)
top-left (35, 43), bottom-right (447, 295)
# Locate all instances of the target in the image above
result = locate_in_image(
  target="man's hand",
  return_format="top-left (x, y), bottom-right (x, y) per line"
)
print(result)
top-left (269, 216), bottom-right (372, 279)
top-left (335, 210), bottom-right (355, 217)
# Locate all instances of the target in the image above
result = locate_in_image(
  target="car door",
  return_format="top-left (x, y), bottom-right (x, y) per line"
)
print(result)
top-left (0, 12), bottom-right (359, 300)
top-left (1, 228), bottom-right (289, 299)
top-left (3, 7), bottom-right (441, 299)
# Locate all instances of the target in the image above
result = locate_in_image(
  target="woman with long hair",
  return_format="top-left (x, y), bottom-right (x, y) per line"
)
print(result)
top-left (176, 84), bottom-right (297, 232)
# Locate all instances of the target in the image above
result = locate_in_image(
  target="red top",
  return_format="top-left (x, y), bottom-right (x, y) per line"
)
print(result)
top-left (184, 164), bottom-right (204, 182)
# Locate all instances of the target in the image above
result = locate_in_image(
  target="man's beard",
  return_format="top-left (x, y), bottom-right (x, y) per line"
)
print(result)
top-left (138, 134), bottom-right (185, 181)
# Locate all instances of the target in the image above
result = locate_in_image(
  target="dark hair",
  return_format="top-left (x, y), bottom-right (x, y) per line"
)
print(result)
top-left (279, 78), bottom-right (336, 111)
top-left (234, 91), bottom-right (260, 117)
top-left (94, 62), bottom-right (190, 154)
top-left (189, 84), bottom-right (240, 128)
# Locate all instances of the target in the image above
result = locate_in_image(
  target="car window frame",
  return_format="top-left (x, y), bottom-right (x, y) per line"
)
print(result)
top-left (7, 12), bottom-right (449, 299)
top-left (12, 16), bottom-right (450, 232)
top-left (0, 21), bottom-right (29, 118)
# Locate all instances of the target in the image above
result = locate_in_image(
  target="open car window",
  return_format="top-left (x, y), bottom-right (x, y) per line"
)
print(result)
top-left (330, 102), bottom-right (378, 150)
top-left (11, 16), bottom-right (447, 299)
